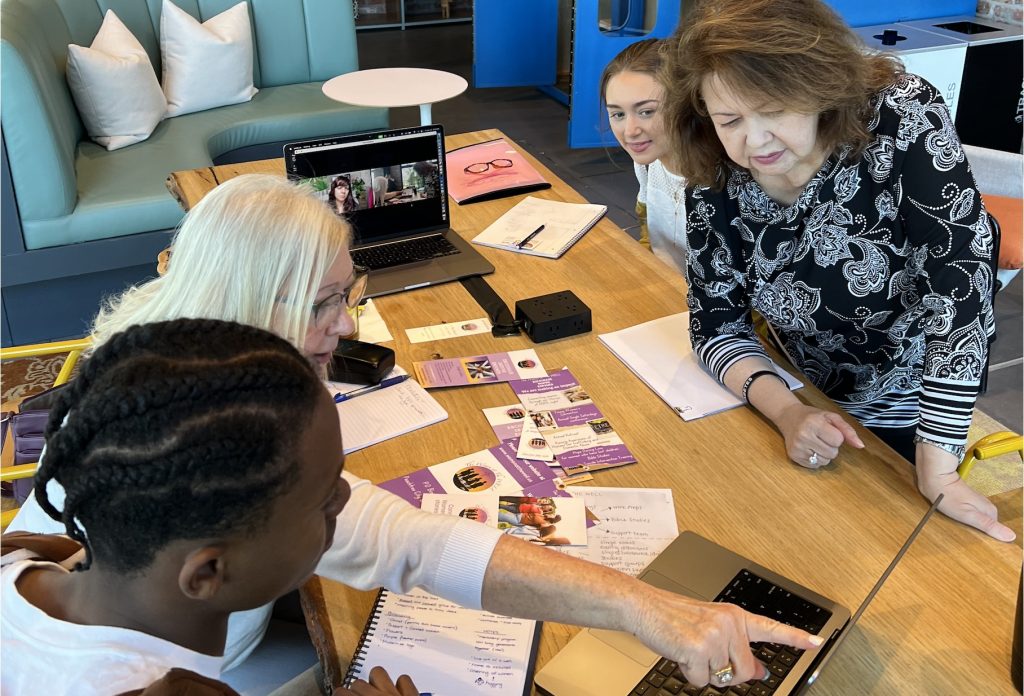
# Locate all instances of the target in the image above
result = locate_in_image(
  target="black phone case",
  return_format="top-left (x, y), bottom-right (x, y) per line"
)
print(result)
top-left (331, 339), bottom-right (396, 385)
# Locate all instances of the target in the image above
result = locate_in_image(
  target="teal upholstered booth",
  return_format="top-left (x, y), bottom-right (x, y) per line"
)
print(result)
top-left (1, 0), bottom-right (388, 345)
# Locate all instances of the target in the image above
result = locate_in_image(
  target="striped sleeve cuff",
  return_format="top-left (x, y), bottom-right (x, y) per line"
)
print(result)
top-left (916, 375), bottom-right (981, 447)
top-left (699, 334), bottom-right (768, 382)
top-left (432, 517), bottom-right (504, 610)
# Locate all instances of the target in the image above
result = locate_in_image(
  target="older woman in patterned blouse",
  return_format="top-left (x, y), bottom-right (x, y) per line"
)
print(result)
top-left (663, 0), bottom-right (1013, 541)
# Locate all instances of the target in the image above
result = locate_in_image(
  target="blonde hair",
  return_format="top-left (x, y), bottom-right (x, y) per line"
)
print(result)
top-left (91, 174), bottom-right (351, 353)
top-left (662, 0), bottom-right (902, 189)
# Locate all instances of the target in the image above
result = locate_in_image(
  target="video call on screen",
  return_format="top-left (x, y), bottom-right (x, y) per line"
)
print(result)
top-left (288, 131), bottom-right (447, 246)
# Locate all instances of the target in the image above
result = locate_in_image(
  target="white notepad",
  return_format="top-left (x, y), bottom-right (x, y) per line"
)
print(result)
top-left (471, 195), bottom-right (607, 259)
top-left (344, 588), bottom-right (540, 695)
top-left (330, 370), bottom-right (448, 454)
top-left (598, 312), bottom-right (802, 421)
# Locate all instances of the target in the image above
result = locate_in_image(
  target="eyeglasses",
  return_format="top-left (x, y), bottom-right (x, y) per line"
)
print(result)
top-left (311, 265), bottom-right (369, 329)
top-left (464, 159), bottom-right (514, 174)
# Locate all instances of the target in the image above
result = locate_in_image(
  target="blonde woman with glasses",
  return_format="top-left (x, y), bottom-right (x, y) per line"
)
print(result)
top-left (9, 174), bottom-right (817, 692)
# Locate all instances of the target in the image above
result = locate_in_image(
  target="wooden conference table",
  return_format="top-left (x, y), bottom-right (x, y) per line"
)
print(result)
top-left (169, 129), bottom-right (1023, 695)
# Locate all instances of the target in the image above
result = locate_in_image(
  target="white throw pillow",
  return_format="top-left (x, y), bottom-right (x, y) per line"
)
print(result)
top-left (160, 0), bottom-right (258, 117)
top-left (66, 10), bottom-right (167, 151)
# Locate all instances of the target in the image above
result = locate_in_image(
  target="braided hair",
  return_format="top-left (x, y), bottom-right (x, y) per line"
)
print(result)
top-left (34, 318), bottom-right (324, 573)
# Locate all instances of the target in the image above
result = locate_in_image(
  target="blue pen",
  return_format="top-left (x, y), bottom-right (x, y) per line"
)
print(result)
top-left (334, 374), bottom-right (410, 403)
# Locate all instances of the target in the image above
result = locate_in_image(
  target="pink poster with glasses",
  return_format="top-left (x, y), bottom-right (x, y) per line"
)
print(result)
top-left (445, 138), bottom-right (550, 204)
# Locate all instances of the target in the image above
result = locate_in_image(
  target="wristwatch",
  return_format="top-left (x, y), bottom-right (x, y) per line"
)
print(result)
top-left (913, 434), bottom-right (966, 462)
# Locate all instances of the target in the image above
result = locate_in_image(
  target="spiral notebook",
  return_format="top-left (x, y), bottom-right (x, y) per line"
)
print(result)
top-left (344, 588), bottom-right (541, 694)
top-left (471, 196), bottom-right (607, 259)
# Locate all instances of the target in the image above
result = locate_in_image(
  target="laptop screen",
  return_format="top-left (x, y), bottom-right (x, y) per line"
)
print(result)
top-left (285, 126), bottom-right (449, 247)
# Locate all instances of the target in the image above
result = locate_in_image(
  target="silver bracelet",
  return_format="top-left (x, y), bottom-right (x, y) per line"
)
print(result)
top-left (913, 434), bottom-right (966, 462)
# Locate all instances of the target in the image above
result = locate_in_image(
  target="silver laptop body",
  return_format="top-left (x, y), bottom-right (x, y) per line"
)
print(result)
top-left (284, 125), bottom-right (494, 297)
top-left (535, 497), bottom-right (940, 696)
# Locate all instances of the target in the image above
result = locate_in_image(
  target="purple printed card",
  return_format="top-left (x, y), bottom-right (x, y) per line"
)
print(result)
top-left (378, 441), bottom-right (558, 507)
top-left (507, 369), bottom-right (636, 474)
top-left (412, 349), bottom-right (546, 388)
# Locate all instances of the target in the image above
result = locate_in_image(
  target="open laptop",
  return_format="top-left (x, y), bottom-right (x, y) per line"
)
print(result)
top-left (284, 125), bottom-right (493, 298)
top-left (535, 496), bottom-right (941, 696)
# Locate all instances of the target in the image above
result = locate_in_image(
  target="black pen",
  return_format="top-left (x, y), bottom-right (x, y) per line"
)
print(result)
top-left (515, 224), bottom-right (545, 249)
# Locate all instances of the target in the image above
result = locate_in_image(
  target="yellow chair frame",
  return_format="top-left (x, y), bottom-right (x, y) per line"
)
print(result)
top-left (958, 431), bottom-right (1024, 480)
top-left (1, 337), bottom-right (90, 530)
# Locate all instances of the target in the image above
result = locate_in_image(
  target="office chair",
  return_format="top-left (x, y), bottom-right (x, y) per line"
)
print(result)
top-left (964, 143), bottom-right (1022, 292)
top-left (0, 337), bottom-right (90, 530)
top-left (959, 431), bottom-right (1024, 480)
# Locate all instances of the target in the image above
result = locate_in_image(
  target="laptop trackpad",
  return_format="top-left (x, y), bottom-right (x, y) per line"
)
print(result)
top-left (641, 569), bottom-right (714, 601)
top-left (588, 629), bottom-right (658, 666)
top-left (586, 571), bottom-right (711, 666)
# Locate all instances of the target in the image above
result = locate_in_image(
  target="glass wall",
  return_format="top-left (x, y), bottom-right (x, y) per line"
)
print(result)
top-left (354, 0), bottom-right (472, 29)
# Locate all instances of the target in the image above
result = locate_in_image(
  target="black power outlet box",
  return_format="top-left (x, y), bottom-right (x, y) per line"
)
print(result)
top-left (514, 290), bottom-right (592, 343)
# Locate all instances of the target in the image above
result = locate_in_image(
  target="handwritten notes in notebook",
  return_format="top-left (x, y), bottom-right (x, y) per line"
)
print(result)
top-left (344, 588), bottom-right (540, 695)
top-left (330, 372), bottom-right (447, 454)
top-left (471, 196), bottom-right (607, 259)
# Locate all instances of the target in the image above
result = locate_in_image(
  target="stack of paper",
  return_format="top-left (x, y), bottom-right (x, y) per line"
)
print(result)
top-left (598, 312), bottom-right (802, 421)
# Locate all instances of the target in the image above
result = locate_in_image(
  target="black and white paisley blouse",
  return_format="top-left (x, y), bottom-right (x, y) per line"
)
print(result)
top-left (684, 74), bottom-right (994, 452)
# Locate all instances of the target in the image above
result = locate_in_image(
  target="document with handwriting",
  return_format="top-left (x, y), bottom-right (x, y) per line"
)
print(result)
top-left (331, 372), bottom-right (447, 454)
top-left (557, 487), bottom-right (678, 577)
top-left (471, 195), bottom-right (606, 259)
top-left (344, 588), bottom-right (540, 695)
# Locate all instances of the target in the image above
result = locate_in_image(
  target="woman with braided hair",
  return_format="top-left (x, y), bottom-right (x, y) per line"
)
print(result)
top-left (2, 318), bottom-right (417, 694)
top-left (7, 175), bottom-right (818, 692)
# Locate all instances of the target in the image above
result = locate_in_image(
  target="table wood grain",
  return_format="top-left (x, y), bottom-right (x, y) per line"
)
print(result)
top-left (170, 129), bottom-right (1023, 696)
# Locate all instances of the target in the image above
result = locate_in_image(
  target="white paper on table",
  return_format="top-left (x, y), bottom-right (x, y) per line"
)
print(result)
top-left (557, 487), bottom-right (678, 577)
top-left (598, 312), bottom-right (802, 421)
top-left (405, 317), bottom-right (493, 343)
top-left (329, 368), bottom-right (447, 454)
top-left (357, 298), bottom-right (393, 344)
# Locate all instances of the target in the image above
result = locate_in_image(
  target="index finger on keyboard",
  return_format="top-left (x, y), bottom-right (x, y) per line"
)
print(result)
top-left (747, 613), bottom-right (825, 651)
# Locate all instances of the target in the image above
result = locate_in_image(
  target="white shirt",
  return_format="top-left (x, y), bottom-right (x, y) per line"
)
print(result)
top-left (9, 470), bottom-right (503, 672)
top-left (635, 160), bottom-right (688, 274)
top-left (1, 559), bottom-right (223, 695)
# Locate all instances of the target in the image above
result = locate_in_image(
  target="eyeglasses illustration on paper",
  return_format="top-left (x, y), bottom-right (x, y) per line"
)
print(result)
top-left (464, 158), bottom-right (514, 174)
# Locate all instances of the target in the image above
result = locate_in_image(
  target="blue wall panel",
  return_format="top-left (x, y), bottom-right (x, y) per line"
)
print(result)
top-left (473, 0), bottom-right (558, 88)
top-left (827, 0), bottom-right (978, 26)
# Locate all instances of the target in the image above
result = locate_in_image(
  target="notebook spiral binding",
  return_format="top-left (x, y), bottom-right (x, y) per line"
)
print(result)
top-left (342, 588), bottom-right (389, 687)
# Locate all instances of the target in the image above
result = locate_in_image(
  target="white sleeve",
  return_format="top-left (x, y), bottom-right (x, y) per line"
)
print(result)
top-left (7, 486), bottom-right (66, 535)
top-left (315, 471), bottom-right (503, 610)
top-left (634, 162), bottom-right (649, 205)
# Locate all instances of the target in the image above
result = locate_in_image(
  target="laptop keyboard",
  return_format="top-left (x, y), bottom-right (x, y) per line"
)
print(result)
top-left (629, 570), bottom-right (831, 696)
top-left (352, 235), bottom-right (459, 271)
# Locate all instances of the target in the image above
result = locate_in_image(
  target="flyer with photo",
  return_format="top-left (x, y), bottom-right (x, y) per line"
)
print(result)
top-left (420, 491), bottom-right (587, 546)
top-left (483, 403), bottom-right (556, 462)
top-left (420, 492), bottom-right (500, 526)
top-left (507, 369), bottom-right (636, 474)
top-left (413, 349), bottom-right (547, 388)
top-left (378, 440), bottom-right (562, 507)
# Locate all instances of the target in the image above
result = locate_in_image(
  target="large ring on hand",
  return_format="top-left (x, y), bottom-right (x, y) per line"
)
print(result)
top-left (808, 450), bottom-right (819, 467)
top-left (712, 664), bottom-right (735, 685)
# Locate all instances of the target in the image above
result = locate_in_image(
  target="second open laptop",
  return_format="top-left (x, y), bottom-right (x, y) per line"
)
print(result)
top-left (534, 496), bottom-right (941, 696)
top-left (284, 125), bottom-right (494, 298)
